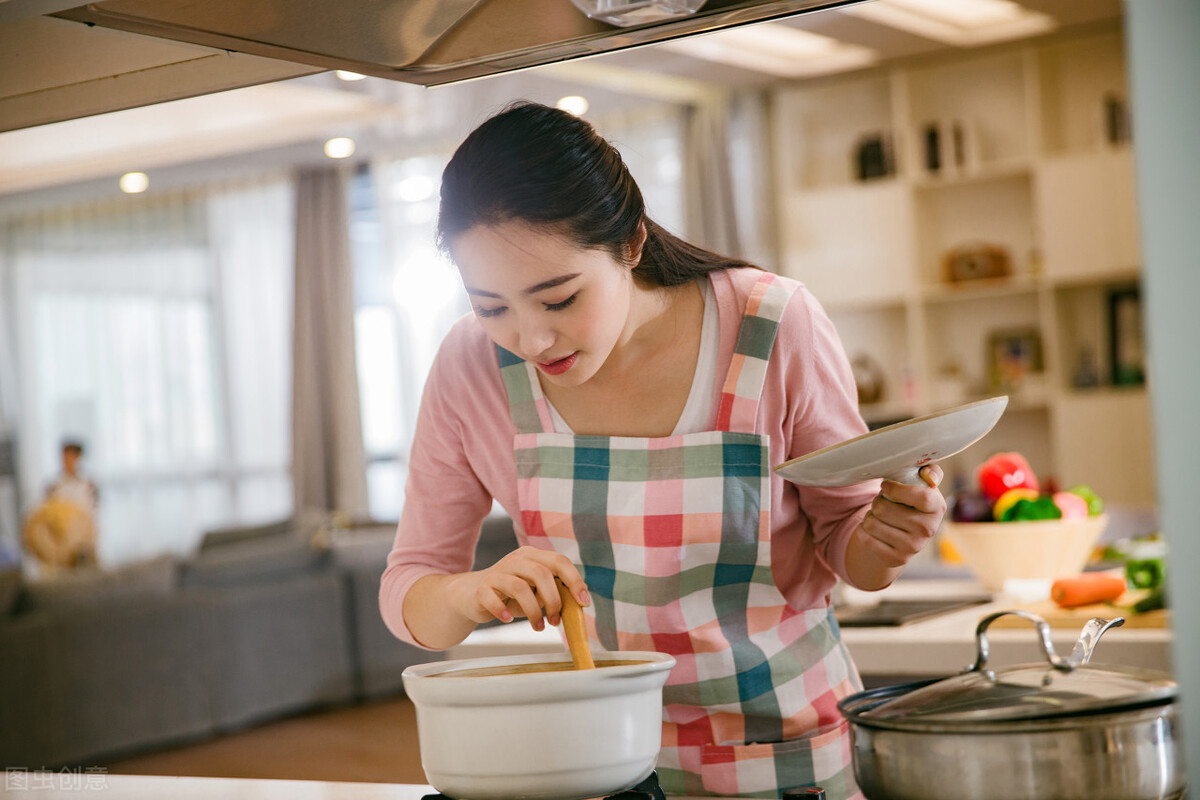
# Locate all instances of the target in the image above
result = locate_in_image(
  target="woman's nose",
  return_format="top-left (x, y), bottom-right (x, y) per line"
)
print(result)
top-left (518, 317), bottom-right (555, 358)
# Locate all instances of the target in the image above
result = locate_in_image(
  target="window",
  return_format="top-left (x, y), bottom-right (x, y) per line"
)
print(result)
top-left (350, 158), bottom-right (470, 522)
top-left (1, 177), bottom-right (294, 564)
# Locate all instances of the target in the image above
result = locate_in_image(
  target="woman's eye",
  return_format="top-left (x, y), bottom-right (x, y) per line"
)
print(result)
top-left (474, 305), bottom-right (506, 319)
top-left (544, 294), bottom-right (578, 312)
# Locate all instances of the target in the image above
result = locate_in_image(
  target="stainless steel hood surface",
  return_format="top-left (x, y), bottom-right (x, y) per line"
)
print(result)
top-left (58, 0), bottom-right (869, 86)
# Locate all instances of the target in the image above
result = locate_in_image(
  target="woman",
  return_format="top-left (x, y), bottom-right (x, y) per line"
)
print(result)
top-left (380, 101), bottom-right (946, 798)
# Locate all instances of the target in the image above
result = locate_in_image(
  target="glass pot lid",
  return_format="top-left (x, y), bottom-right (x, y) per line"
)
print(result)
top-left (864, 662), bottom-right (1177, 724)
top-left (860, 610), bottom-right (1178, 725)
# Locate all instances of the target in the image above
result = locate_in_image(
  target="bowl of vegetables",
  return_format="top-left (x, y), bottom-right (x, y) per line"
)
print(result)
top-left (942, 452), bottom-right (1108, 593)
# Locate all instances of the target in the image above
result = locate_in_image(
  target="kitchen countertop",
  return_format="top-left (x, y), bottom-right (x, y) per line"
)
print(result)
top-left (0, 773), bottom-right (720, 800)
top-left (0, 774), bottom-right (434, 799)
top-left (447, 578), bottom-right (1175, 679)
top-left (834, 578), bottom-right (1173, 679)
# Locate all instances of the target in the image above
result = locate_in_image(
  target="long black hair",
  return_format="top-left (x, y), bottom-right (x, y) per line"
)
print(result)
top-left (437, 101), bottom-right (755, 287)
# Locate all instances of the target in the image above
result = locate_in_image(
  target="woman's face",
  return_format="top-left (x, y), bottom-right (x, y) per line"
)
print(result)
top-left (452, 221), bottom-right (634, 388)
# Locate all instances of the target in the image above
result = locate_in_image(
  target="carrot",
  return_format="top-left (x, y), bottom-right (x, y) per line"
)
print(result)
top-left (1051, 573), bottom-right (1127, 609)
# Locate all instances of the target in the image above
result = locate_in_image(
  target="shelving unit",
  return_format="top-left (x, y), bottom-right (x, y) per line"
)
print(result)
top-left (770, 24), bottom-right (1153, 509)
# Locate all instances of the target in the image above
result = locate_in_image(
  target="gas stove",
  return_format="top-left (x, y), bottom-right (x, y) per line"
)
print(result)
top-left (418, 770), bottom-right (833, 799)
top-left (420, 770), bottom-right (666, 800)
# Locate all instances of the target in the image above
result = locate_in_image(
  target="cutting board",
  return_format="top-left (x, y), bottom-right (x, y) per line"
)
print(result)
top-left (987, 593), bottom-right (1170, 630)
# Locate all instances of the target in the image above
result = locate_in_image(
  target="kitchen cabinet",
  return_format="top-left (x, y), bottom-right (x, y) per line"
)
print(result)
top-left (770, 24), bottom-right (1153, 509)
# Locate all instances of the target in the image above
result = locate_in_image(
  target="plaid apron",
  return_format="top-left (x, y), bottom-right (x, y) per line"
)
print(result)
top-left (502, 272), bottom-right (863, 798)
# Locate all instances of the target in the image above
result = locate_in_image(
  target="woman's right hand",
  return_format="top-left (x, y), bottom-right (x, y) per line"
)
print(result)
top-left (444, 546), bottom-right (590, 632)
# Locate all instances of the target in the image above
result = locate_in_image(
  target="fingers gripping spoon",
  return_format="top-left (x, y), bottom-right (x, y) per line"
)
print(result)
top-left (556, 578), bottom-right (595, 670)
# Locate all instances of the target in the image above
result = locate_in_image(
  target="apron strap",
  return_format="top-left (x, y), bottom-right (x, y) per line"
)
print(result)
top-left (497, 346), bottom-right (555, 434)
top-left (715, 271), bottom-right (796, 434)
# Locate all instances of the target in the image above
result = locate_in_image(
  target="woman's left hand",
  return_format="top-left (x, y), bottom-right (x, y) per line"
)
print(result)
top-left (850, 464), bottom-right (947, 584)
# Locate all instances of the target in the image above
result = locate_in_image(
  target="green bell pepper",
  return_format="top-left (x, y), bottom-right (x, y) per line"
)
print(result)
top-left (999, 495), bottom-right (1063, 522)
top-left (1126, 557), bottom-right (1167, 590)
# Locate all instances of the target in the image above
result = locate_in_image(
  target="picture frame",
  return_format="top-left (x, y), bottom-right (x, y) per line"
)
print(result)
top-left (987, 328), bottom-right (1044, 391)
top-left (942, 243), bottom-right (1011, 283)
top-left (1109, 286), bottom-right (1146, 385)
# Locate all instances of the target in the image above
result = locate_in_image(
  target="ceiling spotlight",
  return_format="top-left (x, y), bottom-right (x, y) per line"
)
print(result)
top-left (556, 95), bottom-right (590, 116)
top-left (335, 70), bottom-right (366, 81)
top-left (119, 171), bottom-right (149, 193)
top-left (324, 137), bottom-right (357, 159)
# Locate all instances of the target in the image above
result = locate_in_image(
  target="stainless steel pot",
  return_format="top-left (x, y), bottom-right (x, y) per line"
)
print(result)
top-left (838, 610), bottom-right (1185, 800)
top-left (402, 650), bottom-right (674, 800)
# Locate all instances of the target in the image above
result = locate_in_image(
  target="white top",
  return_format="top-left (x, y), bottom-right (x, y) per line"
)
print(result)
top-left (547, 279), bottom-right (718, 435)
top-left (48, 474), bottom-right (97, 513)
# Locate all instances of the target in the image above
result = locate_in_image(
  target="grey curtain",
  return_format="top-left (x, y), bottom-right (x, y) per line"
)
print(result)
top-left (0, 262), bottom-right (19, 556)
top-left (291, 168), bottom-right (368, 519)
top-left (0, 266), bottom-right (16, 435)
top-left (681, 94), bottom-right (743, 258)
top-left (726, 90), bottom-right (780, 270)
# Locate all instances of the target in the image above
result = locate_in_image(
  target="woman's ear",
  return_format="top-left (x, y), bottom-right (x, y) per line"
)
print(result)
top-left (625, 221), bottom-right (648, 266)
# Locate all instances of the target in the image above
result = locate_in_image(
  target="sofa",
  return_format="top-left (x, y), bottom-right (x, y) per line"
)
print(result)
top-left (0, 513), bottom-right (519, 770)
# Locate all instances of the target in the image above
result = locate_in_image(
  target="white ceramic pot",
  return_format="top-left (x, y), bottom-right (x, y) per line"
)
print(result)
top-left (402, 650), bottom-right (675, 800)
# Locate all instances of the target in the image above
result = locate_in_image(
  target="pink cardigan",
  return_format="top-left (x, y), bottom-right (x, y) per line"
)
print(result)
top-left (380, 267), bottom-right (879, 647)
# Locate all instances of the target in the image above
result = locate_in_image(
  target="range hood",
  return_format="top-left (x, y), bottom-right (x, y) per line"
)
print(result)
top-left (55, 0), bottom-right (867, 86)
top-left (0, 0), bottom-right (868, 132)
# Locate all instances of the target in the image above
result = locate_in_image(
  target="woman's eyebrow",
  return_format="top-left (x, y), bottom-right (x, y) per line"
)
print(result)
top-left (522, 273), bottom-right (580, 295)
top-left (465, 273), bottom-right (580, 299)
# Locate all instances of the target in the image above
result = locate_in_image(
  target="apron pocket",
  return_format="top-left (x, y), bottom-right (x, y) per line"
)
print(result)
top-left (697, 719), bottom-right (855, 797)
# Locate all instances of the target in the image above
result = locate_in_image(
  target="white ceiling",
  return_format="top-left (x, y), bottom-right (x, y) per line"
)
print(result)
top-left (0, 0), bottom-right (1125, 202)
top-left (603, 0), bottom-right (1122, 85)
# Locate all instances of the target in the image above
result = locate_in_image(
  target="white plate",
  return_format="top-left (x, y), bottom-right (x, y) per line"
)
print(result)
top-left (774, 396), bottom-right (1008, 487)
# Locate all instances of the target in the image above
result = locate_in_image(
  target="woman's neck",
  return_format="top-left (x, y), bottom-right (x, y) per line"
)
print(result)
top-left (541, 277), bottom-right (705, 437)
top-left (604, 279), bottom-right (699, 381)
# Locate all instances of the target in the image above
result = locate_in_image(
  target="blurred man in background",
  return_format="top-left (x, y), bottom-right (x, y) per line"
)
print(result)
top-left (23, 439), bottom-right (98, 575)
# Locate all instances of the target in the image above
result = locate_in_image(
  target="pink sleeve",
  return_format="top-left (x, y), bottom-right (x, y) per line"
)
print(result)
top-left (756, 279), bottom-right (880, 607)
top-left (378, 319), bottom-right (503, 648)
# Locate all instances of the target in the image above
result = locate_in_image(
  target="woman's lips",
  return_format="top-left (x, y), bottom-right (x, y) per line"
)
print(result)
top-left (537, 352), bottom-right (578, 376)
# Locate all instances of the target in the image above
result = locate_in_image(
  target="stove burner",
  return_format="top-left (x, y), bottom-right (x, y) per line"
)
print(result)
top-left (421, 770), bottom-right (666, 800)
top-left (608, 771), bottom-right (666, 800)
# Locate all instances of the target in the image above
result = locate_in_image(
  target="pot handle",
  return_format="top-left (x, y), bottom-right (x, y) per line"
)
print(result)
top-left (967, 610), bottom-right (1125, 674)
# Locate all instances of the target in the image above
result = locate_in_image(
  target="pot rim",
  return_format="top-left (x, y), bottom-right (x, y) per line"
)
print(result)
top-left (402, 649), bottom-right (674, 680)
top-left (402, 649), bottom-right (676, 707)
top-left (839, 674), bottom-right (1179, 732)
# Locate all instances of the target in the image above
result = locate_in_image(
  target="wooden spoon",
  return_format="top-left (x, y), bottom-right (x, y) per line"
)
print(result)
top-left (556, 578), bottom-right (595, 670)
